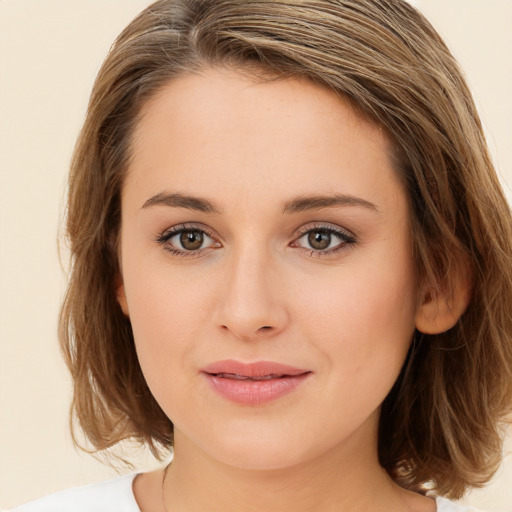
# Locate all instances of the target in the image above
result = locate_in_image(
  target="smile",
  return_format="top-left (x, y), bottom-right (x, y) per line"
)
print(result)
top-left (213, 373), bottom-right (286, 381)
top-left (201, 360), bottom-right (312, 406)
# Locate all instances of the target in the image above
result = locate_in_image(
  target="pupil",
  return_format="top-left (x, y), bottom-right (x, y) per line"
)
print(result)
top-left (180, 231), bottom-right (204, 250)
top-left (308, 230), bottom-right (331, 250)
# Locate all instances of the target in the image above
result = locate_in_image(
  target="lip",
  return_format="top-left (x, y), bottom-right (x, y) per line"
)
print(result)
top-left (201, 360), bottom-right (312, 406)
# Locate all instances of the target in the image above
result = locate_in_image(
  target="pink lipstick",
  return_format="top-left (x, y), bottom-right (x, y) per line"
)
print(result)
top-left (201, 360), bottom-right (311, 406)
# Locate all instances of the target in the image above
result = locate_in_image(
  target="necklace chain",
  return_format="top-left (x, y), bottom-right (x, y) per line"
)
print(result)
top-left (161, 462), bottom-right (172, 512)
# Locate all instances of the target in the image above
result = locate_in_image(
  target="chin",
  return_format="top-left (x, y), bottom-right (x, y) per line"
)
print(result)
top-left (217, 445), bottom-right (307, 472)
top-left (202, 423), bottom-right (338, 472)
top-left (192, 423), bottom-right (309, 471)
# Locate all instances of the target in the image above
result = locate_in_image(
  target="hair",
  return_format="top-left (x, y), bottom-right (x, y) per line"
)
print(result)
top-left (59, 0), bottom-right (512, 499)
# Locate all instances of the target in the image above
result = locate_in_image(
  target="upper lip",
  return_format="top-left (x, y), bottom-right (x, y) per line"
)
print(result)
top-left (202, 360), bottom-right (311, 379)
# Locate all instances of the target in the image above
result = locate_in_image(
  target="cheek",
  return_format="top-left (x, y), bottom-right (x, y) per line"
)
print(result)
top-left (297, 281), bottom-right (415, 435)
top-left (122, 233), bottom-right (216, 333)
top-left (121, 260), bottom-right (215, 389)
top-left (296, 253), bottom-right (417, 390)
top-left (299, 257), bottom-right (416, 336)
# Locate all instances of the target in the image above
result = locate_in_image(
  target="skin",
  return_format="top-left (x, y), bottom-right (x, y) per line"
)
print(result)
top-left (117, 67), bottom-right (440, 512)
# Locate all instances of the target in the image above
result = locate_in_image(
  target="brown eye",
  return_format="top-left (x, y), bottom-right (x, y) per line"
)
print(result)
top-left (157, 226), bottom-right (218, 255)
top-left (308, 230), bottom-right (331, 250)
top-left (180, 230), bottom-right (204, 250)
top-left (292, 225), bottom-right (356, 256)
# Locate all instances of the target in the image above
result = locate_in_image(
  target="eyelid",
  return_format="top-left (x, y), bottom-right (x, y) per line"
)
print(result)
top-left (155, 221), bottom-right (356, 258)
top-left (155, 223), bottom-right (221, 256)
top-left (293, 222), bottom-right (356, 241)
top-left (291, 222), bottom-right (357, 256)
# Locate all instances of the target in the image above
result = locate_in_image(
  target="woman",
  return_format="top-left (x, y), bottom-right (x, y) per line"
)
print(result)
top-left (12, 1), bottom-right (512, 510)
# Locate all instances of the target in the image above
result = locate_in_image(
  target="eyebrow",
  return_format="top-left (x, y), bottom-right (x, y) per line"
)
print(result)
top-left (282, 194), bottom-right (379, 214)
top-left (142, 192), bottom-right (221, 213)
top-left (141, 191), bottom-right (378, 215)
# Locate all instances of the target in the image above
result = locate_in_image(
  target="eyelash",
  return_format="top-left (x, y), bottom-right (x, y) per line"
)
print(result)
top-left (292, 223), bottom-right (357, 258)
top-left (155, 223), bottom-right (219, 258)
top-left (155, 223), bottom-right (357, 258)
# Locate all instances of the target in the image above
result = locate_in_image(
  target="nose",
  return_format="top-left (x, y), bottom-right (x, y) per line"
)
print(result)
top-left (213, 247), bottom-right (289, 342)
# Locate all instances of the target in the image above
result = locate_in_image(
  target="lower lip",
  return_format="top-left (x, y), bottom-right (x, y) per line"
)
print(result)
top-left (203, 373), bottom-right (311, 406)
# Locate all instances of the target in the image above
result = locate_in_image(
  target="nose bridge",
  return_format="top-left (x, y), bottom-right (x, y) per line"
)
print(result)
top-left (215, 241), bottom-right (287, 340)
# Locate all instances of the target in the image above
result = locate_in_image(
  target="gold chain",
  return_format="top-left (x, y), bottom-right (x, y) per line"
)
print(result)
top-left (161, 462), bottom-right (172, 512)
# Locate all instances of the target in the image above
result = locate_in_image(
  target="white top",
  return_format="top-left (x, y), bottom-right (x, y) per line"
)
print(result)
top-left (9, 474), bottom-right (481, 511)
top-left (10, 475), bottom-right (140, 512)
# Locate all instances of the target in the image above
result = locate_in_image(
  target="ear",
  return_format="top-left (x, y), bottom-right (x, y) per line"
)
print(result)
top-left (115, 275), bottom-right (130, 317)
top-left (415, 261), bottom-right (472, 335)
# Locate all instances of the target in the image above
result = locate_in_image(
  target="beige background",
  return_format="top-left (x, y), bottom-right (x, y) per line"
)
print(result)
top-left (1, 0), bottom-right (511, 509)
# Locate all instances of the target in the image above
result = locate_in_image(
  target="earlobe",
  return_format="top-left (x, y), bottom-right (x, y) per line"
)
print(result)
top-left (415, 265), bottom-right (472, 335)
top-left (116, 278), bottom-right (130, 317)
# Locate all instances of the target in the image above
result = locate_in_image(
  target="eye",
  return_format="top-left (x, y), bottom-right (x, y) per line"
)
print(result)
top-left (177, 230), bottom-right (207, 251)
top-left (156, 224), bottom-right (220, 255)
top-left (292, 225), bottom-right (356, 255)
top-left (306, 230), bottom-right (335, 251)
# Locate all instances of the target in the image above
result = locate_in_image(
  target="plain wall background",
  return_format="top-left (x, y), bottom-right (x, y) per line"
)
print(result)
top-left (1, 0), bottom-right (511, 509)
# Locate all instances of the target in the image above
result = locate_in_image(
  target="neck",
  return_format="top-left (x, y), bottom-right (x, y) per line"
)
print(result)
top-left (162, 424), bottom-right (414, 512)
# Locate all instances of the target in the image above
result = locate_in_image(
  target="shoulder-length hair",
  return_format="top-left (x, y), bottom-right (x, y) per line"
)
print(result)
top-left (59, 0), bottom-right (512, 499)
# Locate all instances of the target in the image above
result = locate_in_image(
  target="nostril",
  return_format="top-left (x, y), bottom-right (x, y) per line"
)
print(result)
top-left (219, 323), bottom-right (276, 341)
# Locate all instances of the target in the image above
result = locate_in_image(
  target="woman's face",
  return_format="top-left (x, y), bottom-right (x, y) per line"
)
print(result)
top-left (117, 67), bottom-right (420, 470)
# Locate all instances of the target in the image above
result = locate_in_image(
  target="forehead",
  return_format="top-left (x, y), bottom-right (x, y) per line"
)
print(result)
top-left (133, 67), bottom-right (390, 153)
top-left (126, 67), bottom-right (405, 216)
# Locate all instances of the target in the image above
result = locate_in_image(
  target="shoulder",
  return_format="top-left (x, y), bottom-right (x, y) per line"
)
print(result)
top-left (9, 474), bottom-right (140, 512)
top-left (436, 496), bottom-right (483, 512)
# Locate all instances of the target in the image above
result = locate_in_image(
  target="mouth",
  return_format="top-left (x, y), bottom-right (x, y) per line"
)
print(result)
top-left (201, 360), bottom-right (312, 406)
top-left (211, 373), bottom-right (295, 381)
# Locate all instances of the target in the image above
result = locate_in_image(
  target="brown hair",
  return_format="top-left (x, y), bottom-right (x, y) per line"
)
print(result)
top-left (59, 0), bottom-right (512, 499)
